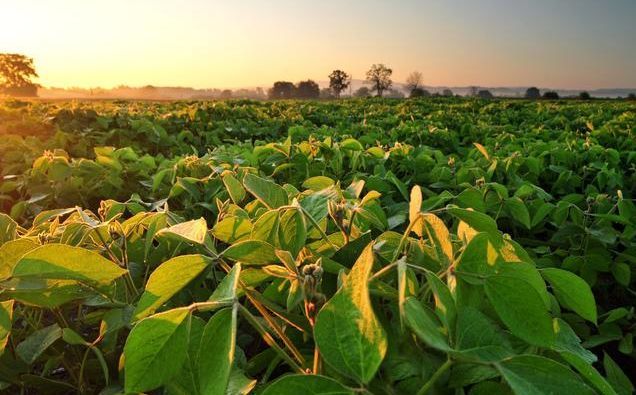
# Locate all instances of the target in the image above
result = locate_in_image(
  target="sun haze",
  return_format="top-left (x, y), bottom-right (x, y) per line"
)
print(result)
top-left (2, 0), bottom-right (635, 89)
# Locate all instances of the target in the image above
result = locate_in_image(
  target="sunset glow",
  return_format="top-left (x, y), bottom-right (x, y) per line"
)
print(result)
top-left (2, 0), bottom-right (635, 89)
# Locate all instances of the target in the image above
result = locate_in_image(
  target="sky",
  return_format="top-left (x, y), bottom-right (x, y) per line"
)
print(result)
top-left (1, 0), bottom-right (635, 90)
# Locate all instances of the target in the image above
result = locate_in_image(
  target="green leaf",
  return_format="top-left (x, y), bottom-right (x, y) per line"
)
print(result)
top-left (542, 268), bottom-right (597, 323)
top-left (505, 197), bottom-right (531, 229)
top-left (134, 255), bottom-right (212, 320)
top-left (223, 240), bottom-right (278, 265)
top-left (222, 173), bottom-right (246, 204)
top-left (243, 173), bottom-right (288, 209)
top-left (498, 355), bottom-right (595, 395)
top-left (209, 263), bottom-right (241, 303)
top-left (0, 300), bottom-right (14, 355)
top-left (124, 308), bottom-right (190, 393)
top-left (12, 244), bottom-right (126, 286)
top-left (212, 216), bottom-right (252, 244)
top-left (16, 324), bottom-right (62, 364)
top-left (448, 207), bottom-right (499, 237)
top-left (0, 213), bottom-right (18, 246)
top-left (554, 318), bottom-right (596, 364)
top-left (250, 210), bottom-right (280, 245)
top-left (278, 209), bottom-right (306, 257)
top-left (197, 308), bottom-right (236, 395)
top-left (262, 374), bottom-right (353, 395)
top-left (560, 353), bottom-right (617, 395)
top-left (454, 307), bottom-right (512, 362)
top-left (404, 297), bottom-right (451, 352)
top-left (485, 269), bottom-right (554, 347)
top-left (425, 272), bottom-right (456, 335)
top-left (158, 218), bottom-right (208, 245)
top-left (0, 239), bottom-right (40, 281)
top-left (314, 243), bottom-right (387, 384)
top-left (604, 353), bottom-right (634, 395)
top-left (302, 176), bottom-right (335, 191)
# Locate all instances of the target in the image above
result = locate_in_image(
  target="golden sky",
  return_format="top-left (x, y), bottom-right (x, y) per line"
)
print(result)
top-left (2, 0), bottom-right (635, 89)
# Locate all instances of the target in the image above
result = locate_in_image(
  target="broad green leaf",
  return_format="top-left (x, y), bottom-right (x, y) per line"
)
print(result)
top-left (314, 243), bottom-right (387, 384)
top-left (197, 308), bottom-right (236, 395)
top-left (0, 239), bottom-right (40, 281)
top-left (454, 307), bottom-right (512, 362)
top-left (134, 255), bottom-right (212, 320)
top-left (278, 209), bottom-right (306, 257)
top-left (223, 240), bottom-right (278, 265)
top-left (561, 352), bottom-right (617, 395)
top-left (12, 244), bottom-right (126, 286)
top-left (16, 324), bottom-right (62, 364)
top-left (604, 353), bottom-right (634, 395)
top-left (222, 173), bottom-right (246, 204)
top-left (262, 374), bottom-right (353, 395)
top-left (498, 355), bottom-right (595, 395)
top-left (209, 263), bottom-right (241, 303)
top-left (225, 367), bottom-right (257, 395)
top-left (212, 216), bottom-right (252, 243)
top-left (0, 300), bottom-right (14, 354)
top-left (505, 197), bottom-right (531, 229)
top-left (124, 308), bottom-right (190, 393)
top-left (166, 316), bottom-right (205, 395)
top-left (250, 210), bottom-right (280, 245)
top-left (554, 318), bottom-right (596, 364)
top-left (485, 269), bottom-right (554, 347)
top-left (302, 176), bottom-right (334, 191)
top-left (243, 173), bottom-right (288, 209)
top-left (448, 207), bottom-right (499, 238)
top-left (404, 297), bottom-right (451, 351)
top-left (4, 278), bottom-right (86, 307)
top-left (158, 218), bottom-right (208, 245)
top-left (542, 268), bottom-right (597, 323)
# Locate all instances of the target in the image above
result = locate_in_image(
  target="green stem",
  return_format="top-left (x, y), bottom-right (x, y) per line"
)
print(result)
top-left (416, 359), bottom-right (452, 395)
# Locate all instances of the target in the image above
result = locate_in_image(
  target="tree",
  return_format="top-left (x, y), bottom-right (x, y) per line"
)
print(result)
top-left (296, 80), bottom-right (320, 99)
top-left (525, 87), bottom-right (541, 99)
top-left (268, 81), bottom-right (296, 99)
top-left (405, 71), bottom-right (423, 96)
top-left (320, 88), bottom-right (335, 99)
top-left (219, 89), bottom-right (233, 99)
top-left (385, 88), bottom-right (405, 99)
top-left (478, 90), bottom-right (494, 99)
top-left (543, 91), bottom-right (560, 100)
top-left (0, 53), bottom-right (38, 97)
top-left (468, 86), bottom-right (479, 97)
top-left (353, 87), bottom-right (371, 98)
top-left (578, 91), bottom-right (591, 100)
top-left (365, 64), bottom-right (392, 97)
top-left (628, 93), bottom-right (636, 101)
top-left (328, 70), bottom-right (350, 99)
top-left (442, 89), bottom-right (454, 97)
top-left (409, 87), bottom-right (430, 98)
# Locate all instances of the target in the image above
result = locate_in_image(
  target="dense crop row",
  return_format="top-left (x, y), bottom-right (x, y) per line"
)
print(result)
top-left (0, 98), bottom-right (634, 394)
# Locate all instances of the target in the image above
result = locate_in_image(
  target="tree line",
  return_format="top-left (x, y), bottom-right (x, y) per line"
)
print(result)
top-left (2, 53), bottom-right (635, 100)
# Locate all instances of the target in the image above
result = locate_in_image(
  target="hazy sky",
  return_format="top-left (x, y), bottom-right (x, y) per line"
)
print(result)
top-left (2, 0), bottom-right (635, 89)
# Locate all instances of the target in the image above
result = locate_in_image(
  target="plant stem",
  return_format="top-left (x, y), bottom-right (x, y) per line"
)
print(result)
top-left (416, 359), bottom-right (452, 395)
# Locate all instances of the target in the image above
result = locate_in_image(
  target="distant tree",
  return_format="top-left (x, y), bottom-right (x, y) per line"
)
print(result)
top-left (628, 93), bottom-right (636, 100)
top-left (296, 80), bottom-right (320, 99)
top-left (353, 86), bottom-right (371, 98)
top-left (525, 87), bottom-right (541, 99)
top-left (543, 91), bottom-right (560, 100)
top-left (478, 90), bottom-right (494, 99)
top-left (0, 53), bottom-right (39, 97)
top-left (409, 87), bottom-right (430, 98)
top-left (467, 86), bottom-right (479, 97)
top-left (385, 88), bottom-right (405, 99)
top-left (578, 91), bottom-right (591, 100)
top-left (365, 64), bottom-right (393, 97)
top-left (220, 89), bottom-right (233, 99)
top-left (405, 71), bottom-right (423, 96)
top-left (328, 70), bottom-right (351, 99)
top-left (268, 81), bottom-right (296, 99)
top-left (442, 89), bottom-right (454, 97)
